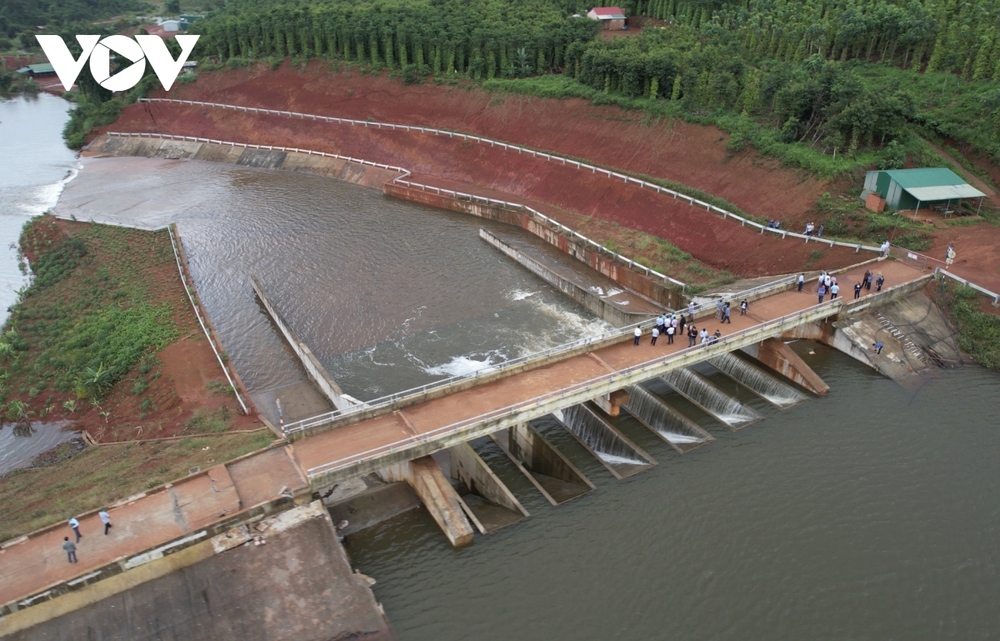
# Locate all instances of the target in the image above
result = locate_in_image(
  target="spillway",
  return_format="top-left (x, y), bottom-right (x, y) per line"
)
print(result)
top-left (660, 368), bottom-right (762, 430)
top-left (708, 352), bottom-right (808, 408)
top-left (622, 385), bottom-right (715, 454)
top-left (552, 404), bottom-right (655, 479)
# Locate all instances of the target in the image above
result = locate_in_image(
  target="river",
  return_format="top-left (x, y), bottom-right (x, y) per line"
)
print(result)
top-left (347, 347), bottom-right (1000, 640)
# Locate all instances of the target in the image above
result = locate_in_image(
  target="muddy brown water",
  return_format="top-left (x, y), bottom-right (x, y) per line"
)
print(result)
top-left (347, 345), bottom-right (1000, 641)
top-left (53, 156), bottom-right (611, 413)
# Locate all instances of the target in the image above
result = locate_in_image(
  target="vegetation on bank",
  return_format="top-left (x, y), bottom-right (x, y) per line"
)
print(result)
top-left (0, 431), bottom-right (274, 542)
top-left (2, 216), bottom-right (178, 426)
top-left (935, 280), bottom-right (1000, 370)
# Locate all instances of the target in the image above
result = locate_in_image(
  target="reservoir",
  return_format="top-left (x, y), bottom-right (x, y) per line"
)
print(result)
top-left (23, 113), bottom-right (1000, 640)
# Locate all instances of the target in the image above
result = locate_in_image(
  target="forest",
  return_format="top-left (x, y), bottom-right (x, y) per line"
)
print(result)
top-left (187, 0), bottom-right (1000, 172)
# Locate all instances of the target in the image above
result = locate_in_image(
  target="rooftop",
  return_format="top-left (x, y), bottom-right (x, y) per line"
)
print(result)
top-left (590, 6), bottom-right (626, 18)
top-left (883, 167), bottom-right (966, 189)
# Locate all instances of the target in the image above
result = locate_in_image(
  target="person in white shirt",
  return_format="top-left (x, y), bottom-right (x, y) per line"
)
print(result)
top-left (633, 325), bottom-right (642, 346)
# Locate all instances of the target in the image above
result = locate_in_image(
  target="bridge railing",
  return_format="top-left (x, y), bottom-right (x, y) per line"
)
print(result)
top-left (305, 298), bottom-right (843, 479)
top-left (934, 267), bottom-right (1000, 304)
top-left (137, 98), bottom-right (881, 254)
top-left (281, 273), bottom-right (801, 436)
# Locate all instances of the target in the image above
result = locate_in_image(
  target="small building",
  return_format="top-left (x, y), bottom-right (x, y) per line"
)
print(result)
top-left (587, 6), bottom-right (627, 30)
top-left (179, 14), bottom-right (205, 30)
top-left (15, 63), bottom-right (55, 77)
top-left (864, 167), bottom-right (986, 216)
top-left (160, 19), bottom-right (181, 32)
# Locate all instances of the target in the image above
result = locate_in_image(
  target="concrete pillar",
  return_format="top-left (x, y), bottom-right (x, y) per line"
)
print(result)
top-left (592, 389), bottom-right (630, 417)
top-left (378, 456), bottom-right (475, 547)
top-left (743, 338), bottom-right (830, 396)
top-left (449, 442), bottom-right (528, 533)
top-left (491, 422), bottom-right (594, 506)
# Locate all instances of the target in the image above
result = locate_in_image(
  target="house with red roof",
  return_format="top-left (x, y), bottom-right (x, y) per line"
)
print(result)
top-left (587, 6), bottom-right (627, 30)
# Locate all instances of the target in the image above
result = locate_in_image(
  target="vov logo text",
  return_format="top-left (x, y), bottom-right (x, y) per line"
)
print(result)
top-left (36, 34), bottom-right (199, 92)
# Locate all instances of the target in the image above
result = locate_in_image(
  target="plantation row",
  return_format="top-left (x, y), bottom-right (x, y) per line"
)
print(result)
top-left (194, 0), bottom-right (599, 78)
top-left (604, 0), bottom-right (1000, 80)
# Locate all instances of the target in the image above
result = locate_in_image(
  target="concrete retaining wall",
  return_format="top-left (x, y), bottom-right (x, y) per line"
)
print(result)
top-left (385, 182), bottom-right (682, 309)
top-left (250, 275), bottom-right (355, 412)
top-left (492, 423), bottom-right (594, 506)
top-left (378, 456), bottom-right (475, 547)
top-left (480, 230), bottom-right (650, 327)
top-left (87, 136), bottom-right (401, 188)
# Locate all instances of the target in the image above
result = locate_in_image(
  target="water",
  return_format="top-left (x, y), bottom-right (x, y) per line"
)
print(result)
top-left (709, 352), bottom-right (808, 408)
top-left (661, 368), bottom-right (762, 429)
top-left (0, 94), bottom-right (78, 324)
top-left (622, 384), bottom-right (713, 453)
top-left (53, 156), bottom-right (611, 403)
top-left (552, 405), bottom-right (652, 476)
top-left (348, 352), bottom-right (1000, 641)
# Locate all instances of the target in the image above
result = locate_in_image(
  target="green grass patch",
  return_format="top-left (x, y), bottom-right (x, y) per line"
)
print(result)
top-left (936, 282), bottom-right (1000, 370)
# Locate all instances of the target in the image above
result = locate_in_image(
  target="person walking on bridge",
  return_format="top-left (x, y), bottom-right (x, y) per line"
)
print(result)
top-left (740, 299), bottom-right (748, 316)
top-left (817, 283), bottom-right (827, 304)
top-left (68, 516), bottom-right (82, 543)
top-left (797, 273), bottom-right (805, 292)
top-left (722, 303), bottom-right (732, 324)
top-left (876, 273), bottom-right (885, 292)
top-left (634, 325), bottom-right (642, 346)
top-left (650, 326), bottom-right (659, 345)
top-left (99, 508), bottom-right (112, 535)
top-left (830, 283), bottom-right (840, 300)
top-left (62, 537), bottom-right (78, 564)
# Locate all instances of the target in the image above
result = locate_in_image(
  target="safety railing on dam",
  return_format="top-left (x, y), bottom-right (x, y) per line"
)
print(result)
top-left (304, 298), bottom-right (843, 483)
top-left (137, 98), bottom-right (882, 254)
top-left (280, 274), bottom-right (800, 438)
top-left (934, 267), bottom-right (1000, 304)
top-left (102, 131), bottom-right (689, 292)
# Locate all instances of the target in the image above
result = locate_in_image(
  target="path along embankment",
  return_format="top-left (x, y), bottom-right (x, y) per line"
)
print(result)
top-left (99, 100), bottom-right (866, 277)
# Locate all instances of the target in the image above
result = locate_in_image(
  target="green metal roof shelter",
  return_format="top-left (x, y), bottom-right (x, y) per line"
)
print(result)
top-left (864, 168), bottom-right (986, 217)
top-left (15, 63), bottom-right (55, 75)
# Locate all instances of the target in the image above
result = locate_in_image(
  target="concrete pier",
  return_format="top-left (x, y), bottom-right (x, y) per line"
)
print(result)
top-left (379, 457), bottom-right (476, 547)
top-left (491, 423), bottom-right (595, 506)
top-left (449, 442), bottom-right (529, 533)
top-left (743, 339), bottom-right (830, 396)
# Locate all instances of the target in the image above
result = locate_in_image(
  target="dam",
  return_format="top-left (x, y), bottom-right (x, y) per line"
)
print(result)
top-left (4, 134), bottom-right (997, 641)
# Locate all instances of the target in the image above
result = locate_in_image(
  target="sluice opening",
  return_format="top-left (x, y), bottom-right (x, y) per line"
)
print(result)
top-left (708, 352), bottom-right (809, 409)
top-left (622, 385), bottom-right (715, 454)
top-left (660, 368), bottom-right (762, 430)
top-left (553, 403), bottom-right (656, 479)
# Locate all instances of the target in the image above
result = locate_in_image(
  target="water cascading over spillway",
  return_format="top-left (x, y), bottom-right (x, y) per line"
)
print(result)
top-left (708, 353), bottom-right (808, 409)
top-left (660, 369), bottom-right (762, 430)
top-left (552, 404), bottom-right (655, 479)
top-left (623, 386), bottom-right (715, 454)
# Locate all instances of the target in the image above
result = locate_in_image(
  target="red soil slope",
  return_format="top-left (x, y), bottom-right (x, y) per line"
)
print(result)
top-left (104, 101), bottom-right (863, 275)
top-left (158, 63), bottom-right (827, 221)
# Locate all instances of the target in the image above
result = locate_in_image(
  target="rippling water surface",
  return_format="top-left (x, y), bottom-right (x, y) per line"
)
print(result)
top-left (348, 346), bottom-right (1000, 641)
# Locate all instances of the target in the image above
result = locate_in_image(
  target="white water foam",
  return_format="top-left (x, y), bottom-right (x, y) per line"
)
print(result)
top-left (596, 451), bottom-right (647, 467)
top-left (659, 431), bottom-right (705, 444)
top-left (17, 164), bottom-right (81, 217)
top-left (507, 289), bottom-right (539, 301)
top-left (422, 355), bottom-right (498, 377)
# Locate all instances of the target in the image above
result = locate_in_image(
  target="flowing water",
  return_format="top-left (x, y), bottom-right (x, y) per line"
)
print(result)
top-left (348, 348), bottom-right (1000, 641)
top-left (53, 156), bottom-right (611, 406)
top-left (0, 94), bottom-right (78, 325)
top-left (661, 367), bottom-right (762, 429)
top-left (709, 351), bottom-right (808, 408)
top-left (552, 404), bottom-right (651, 476)
top-left (622, 384), bottom-right (713, 452)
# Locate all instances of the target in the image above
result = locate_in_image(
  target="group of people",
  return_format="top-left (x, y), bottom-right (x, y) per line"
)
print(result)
top-left (804, 222), bottom-right (824, 237)
top-left (62, 509), bottom-right (113, 564)
top-left (635, 302), bottom-right (741, 349)
top-left (766, 219), bottom-right (782, 229)
top-left (810, 269), bottom-right (885, 303)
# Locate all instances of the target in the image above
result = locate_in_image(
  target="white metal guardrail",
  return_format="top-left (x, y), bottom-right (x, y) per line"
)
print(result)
top-left (138, 98), bottom-right (881, 254)
top-left (934, 267), bottom-right (1000, 304)
top-left (281, 273), bottom-right (798, 436)
top-left (305, 297), bottom-right (841, 479)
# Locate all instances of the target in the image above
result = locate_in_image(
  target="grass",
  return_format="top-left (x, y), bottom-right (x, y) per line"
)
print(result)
top-left (813, 192), bottom-right (934, 251)
top-left (936, 281), bottom-right (1000, 370)
top-left (1, 216), bottom-right (178, 419)
top-left (0, 431), bottom-right (275, 542)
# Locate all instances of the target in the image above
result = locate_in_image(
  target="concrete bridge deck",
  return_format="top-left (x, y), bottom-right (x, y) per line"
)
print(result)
top-left (296, 260), bottom-right (925, 485)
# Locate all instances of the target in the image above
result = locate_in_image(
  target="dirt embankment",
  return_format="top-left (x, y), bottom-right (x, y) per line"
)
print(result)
top-left (154, 63), bottom-right (828, 222)
top-left (11, 218), bottom-right (259, 442)
top-left (102, 88), bottom-right (865, 276)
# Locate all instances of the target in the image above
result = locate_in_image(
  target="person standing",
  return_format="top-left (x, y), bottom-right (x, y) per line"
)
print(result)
top-left (740, 299), bottom-right (748, 316)
top-left (62, 537), bottom-right (78, 564)
top-left (656, 314), bottom-right (666, 335)
top-left (876, 273), bottom-right (885, 292)
top-left (688, 301), bottom-right (696, 318)
top-left (722, 303), bottom-right (731, 324)
top-left (666, 324), bottom-right (675, 344)
top-left (650, 327), bottom-right (659, 345)
top-left (99, 509), bottom-right (112, 535)
top-left (699, 328), bottom-right (709, 345)
top-left (830, 282), bottom-right (840, 299)
top-left (633, 325), bottom-right (642, 346)
top-left (678, 314), bottom-right (686, 335)
top-left (854, 282), bottom-right (863, 299)
top-left (688, 325), bottom-right (698, 347)
top-left (946, 243), bottom-right (956, 266)
top-left (880, 240), bottom-right (891, 258)
top-left (715, 299), bottom-right (724, 320)
top-left (68, 516), bottom-right (82, 543)
top-left (817, 283), bottom-right (827, 304)
top-left (797, 273), bottom-right (805, 292)
top-left (865, 272), bottom-right (873, 291)
top-left (817, 224), bottom-right (824, 238)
